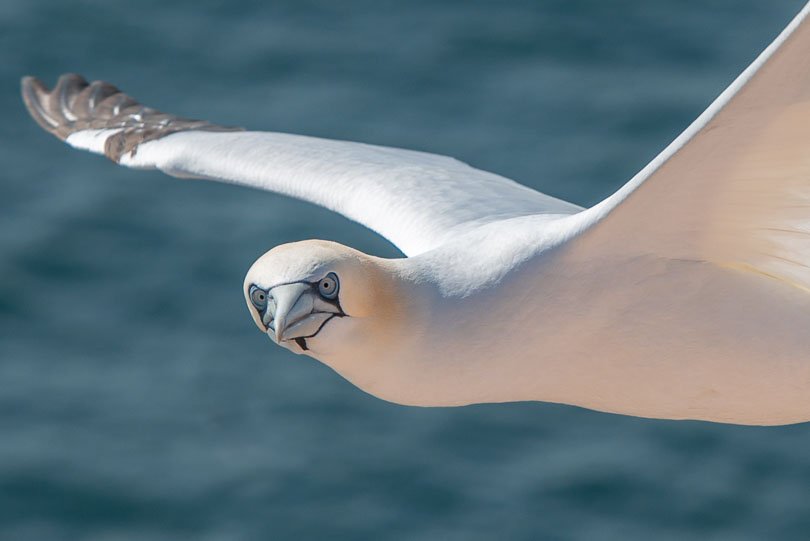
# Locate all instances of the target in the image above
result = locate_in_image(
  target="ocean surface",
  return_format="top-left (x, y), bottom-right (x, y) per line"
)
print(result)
top-left (2, 1), bottom-right (810, 539)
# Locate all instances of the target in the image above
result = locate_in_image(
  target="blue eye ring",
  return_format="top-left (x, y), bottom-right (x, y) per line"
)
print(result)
top-left (318, 273), bottom-right (339, 300)
top-left (249, 285), bottom-right (268, 310)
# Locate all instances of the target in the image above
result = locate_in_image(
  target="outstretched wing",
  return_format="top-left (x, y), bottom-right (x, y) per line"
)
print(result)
top-left (21, 74), bottom-right (581, 256)
top-left (566, 1), bottom-right (810, 294)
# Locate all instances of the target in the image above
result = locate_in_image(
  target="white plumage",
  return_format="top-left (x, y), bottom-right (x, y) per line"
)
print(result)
top-left (21, 2), bottom-right (810, 424)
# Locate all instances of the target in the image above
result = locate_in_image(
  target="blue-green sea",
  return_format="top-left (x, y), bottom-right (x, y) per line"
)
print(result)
top-left (2, 1), bottom-right (810, 539)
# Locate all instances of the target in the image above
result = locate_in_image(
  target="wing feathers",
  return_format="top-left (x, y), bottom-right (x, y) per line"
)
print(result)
top-left (21, 74), bottom-right (242, 161)
top-left (569, 2), bottom-right (810, 293)
top-left (22, 73), bottom-right (582, 255)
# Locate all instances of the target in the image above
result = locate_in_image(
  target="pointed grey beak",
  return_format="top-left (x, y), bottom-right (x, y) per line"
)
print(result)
top-left (267, 282), bottom-right (312, 342)
top-left (256, 280), bottom-right (343, 349)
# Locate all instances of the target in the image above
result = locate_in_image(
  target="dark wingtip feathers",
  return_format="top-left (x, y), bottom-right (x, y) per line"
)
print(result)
top-left (20, 73), bottom-right (244, 161)
top-left (21, 75), bottom-right (62, 135)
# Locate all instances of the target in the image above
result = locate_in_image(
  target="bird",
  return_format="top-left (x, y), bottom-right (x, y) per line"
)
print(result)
top-left (20, 2), bottom-right (810, 426)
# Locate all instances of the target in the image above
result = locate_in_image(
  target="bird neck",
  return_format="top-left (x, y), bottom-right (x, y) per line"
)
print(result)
top-left (328, 232), bottom-right (569, 407)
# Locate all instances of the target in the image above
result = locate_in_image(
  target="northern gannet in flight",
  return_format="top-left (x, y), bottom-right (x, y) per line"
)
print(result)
top-left (21, 3), bottom-right (810, 425)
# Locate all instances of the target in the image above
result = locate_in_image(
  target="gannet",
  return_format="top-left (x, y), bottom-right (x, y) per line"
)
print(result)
top-left (21, 2), bottom-right (810, 425)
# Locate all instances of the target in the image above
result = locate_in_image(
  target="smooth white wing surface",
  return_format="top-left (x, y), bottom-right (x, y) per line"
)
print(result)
top-left (568, 2), bottom-right (810, 293)
top-left (21, 74), bottom-right (581, 256)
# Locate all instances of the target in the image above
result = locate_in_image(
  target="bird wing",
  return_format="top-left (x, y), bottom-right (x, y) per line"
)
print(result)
top-left (21, 74), bottom-right (581, 257)
top-left (562, 2), bottom-right (810, 295)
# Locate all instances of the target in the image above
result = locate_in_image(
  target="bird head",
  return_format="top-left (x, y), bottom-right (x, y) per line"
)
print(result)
top-left (243, 240), bottom-right (406, 359)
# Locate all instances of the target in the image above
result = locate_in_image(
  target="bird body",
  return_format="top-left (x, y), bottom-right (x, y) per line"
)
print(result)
top-left (21, 2), bottom-right (810, 424)
top-left (318, 226), bottom-right (810, 425)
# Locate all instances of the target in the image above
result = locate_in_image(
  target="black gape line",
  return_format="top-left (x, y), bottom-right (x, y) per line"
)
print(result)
top-left (282, 308), bottom-right (345, 351)
top-left (289, 312), bottom-right (344, 351)
top-left (248, 273), bottom-right (346, 347)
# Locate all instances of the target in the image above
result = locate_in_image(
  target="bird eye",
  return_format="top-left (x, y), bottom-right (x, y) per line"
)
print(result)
top-left (318, 273), bottom-right (339, 300)
top-left (249, 285), bottom-right (268, 310)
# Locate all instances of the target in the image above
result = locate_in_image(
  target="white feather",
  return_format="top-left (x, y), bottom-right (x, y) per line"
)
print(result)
top-left (117, 130), bottom-right (581, 255)
top-left (66, 129), bottom-right (122, 154)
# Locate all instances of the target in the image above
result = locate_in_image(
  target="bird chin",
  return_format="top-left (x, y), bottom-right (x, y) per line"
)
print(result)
top-left (266, 312), bottom-right (337, 354)
top-left (267, 330), bottom-right (305, 355)
top-left (281, 337), bottom-right (311, 354)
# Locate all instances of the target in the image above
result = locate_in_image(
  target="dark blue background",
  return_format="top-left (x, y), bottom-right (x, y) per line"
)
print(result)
top-left (2, 1), bottom-right (809, 539)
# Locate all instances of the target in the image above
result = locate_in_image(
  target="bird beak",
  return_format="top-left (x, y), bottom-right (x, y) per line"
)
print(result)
top-left (267, 282), bottom-right (311, 341)
top-left (264, 282), bottom-right (339, 344)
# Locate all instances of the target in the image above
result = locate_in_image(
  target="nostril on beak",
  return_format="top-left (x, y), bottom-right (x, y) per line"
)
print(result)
top-left (262, 299), bottom-right (276, 330)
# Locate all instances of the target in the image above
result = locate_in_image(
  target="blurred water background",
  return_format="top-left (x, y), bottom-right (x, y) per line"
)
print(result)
top-left (2, 1), bottom-right (810, 539)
